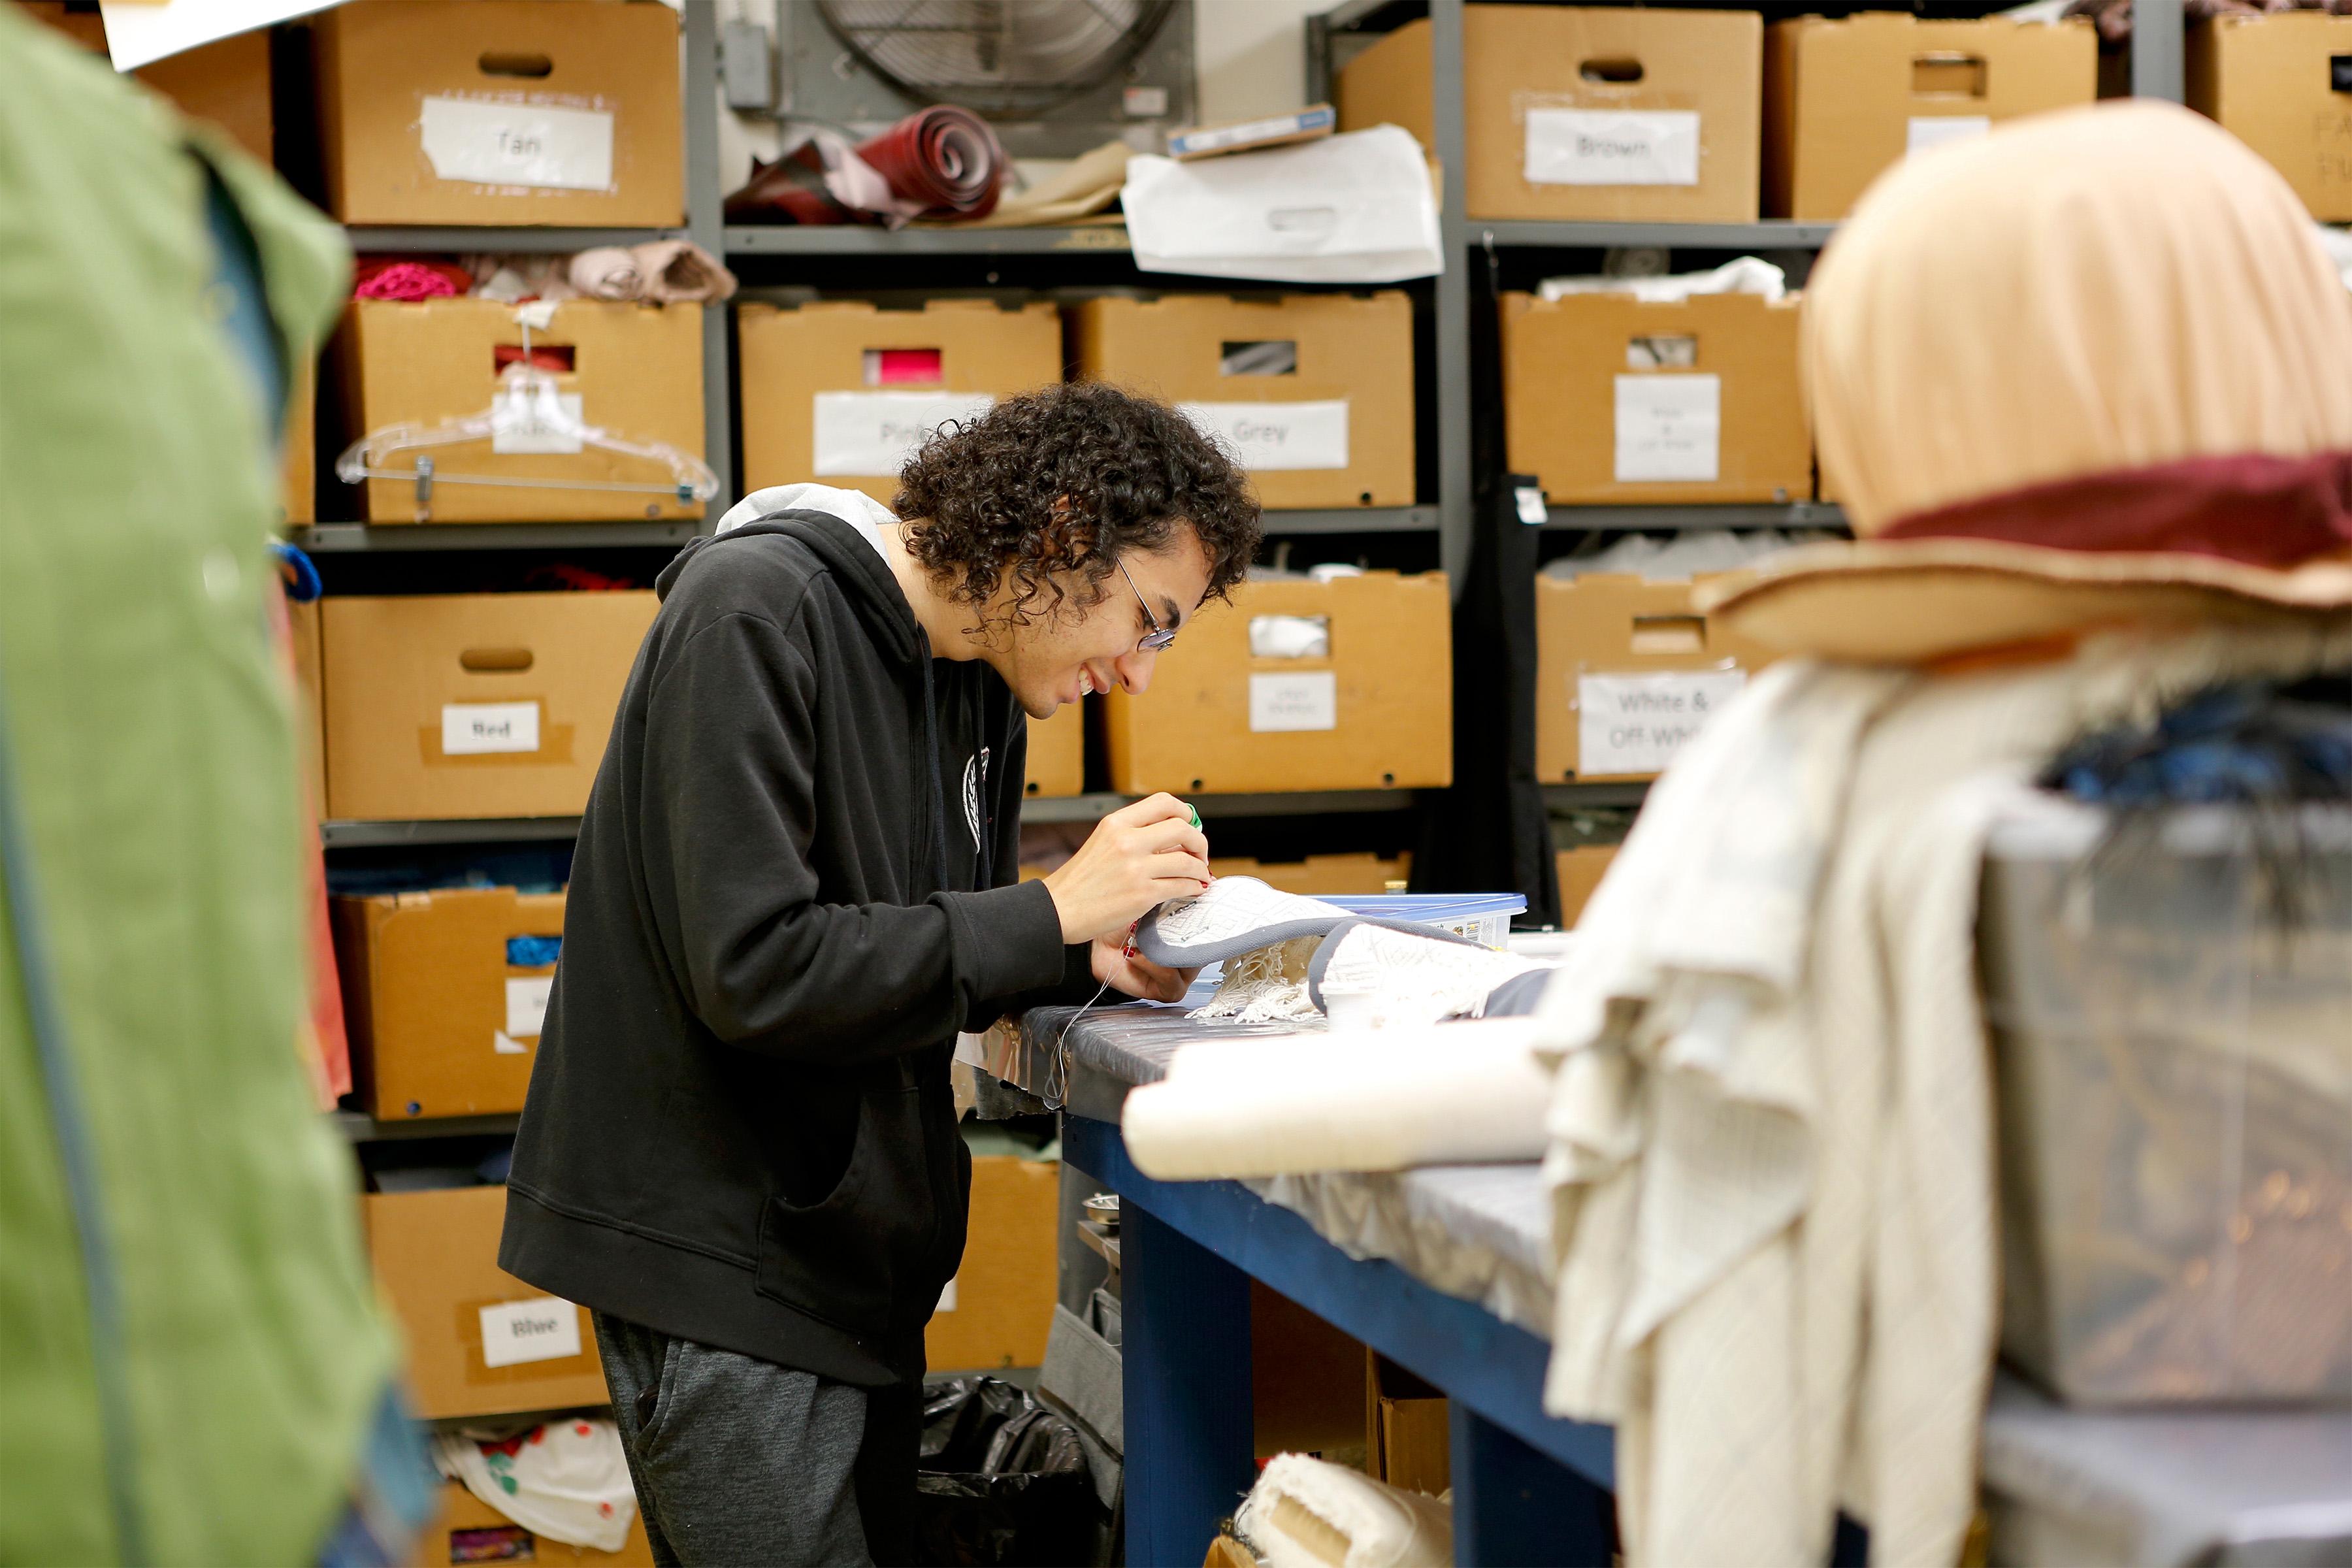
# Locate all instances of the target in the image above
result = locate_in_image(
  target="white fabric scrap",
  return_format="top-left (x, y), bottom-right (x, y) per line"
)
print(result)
top-left (1537, 254), bottom-right (1787, 304)
top-left (1191, 936), bottom-right (1325, 1023)
top-left (1124, 1019), bottom-right (1552, 1180)
top-left (434, 1418), bottom-right (636, 1553)
top-left (1312, 922), bottom-right (1547, 1031)
top-left (1237, 1452), bottom-right (1452, 1568)
top-left (1531, 623), bottom-right (2352, 1568)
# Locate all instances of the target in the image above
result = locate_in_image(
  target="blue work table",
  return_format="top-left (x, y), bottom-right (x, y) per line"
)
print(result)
top-left (994, 995), bottom-right (2352, 1568)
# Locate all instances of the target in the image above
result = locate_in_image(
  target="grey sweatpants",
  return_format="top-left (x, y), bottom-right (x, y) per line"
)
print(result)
top-left (593, 1313), bottom-right (919, 1568)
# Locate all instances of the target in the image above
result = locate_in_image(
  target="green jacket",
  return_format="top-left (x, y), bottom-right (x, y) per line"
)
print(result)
top-left (0, 14), bottom-right (397, 1563)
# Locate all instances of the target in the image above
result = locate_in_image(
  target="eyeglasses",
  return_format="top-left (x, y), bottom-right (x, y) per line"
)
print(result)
top-left (1116, 557), bottom-right (1177, 651)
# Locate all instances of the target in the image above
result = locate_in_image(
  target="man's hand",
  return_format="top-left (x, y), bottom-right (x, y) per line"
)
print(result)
top-left (1042, 793), bottom-right (1211, 945)
top-left (1092, 936), bottom-right (1198, 1004)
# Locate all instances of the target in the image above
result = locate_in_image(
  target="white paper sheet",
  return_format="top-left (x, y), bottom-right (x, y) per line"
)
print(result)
top-left (442, 702), bottom-right (540, 757)
top-left (491, 386), bottom-right (585, 455)
top-left (419, 97), bottom-right (615, 192)
top-left (505, 975), bottom-right (553, 1039)
top-left (812, 391), bottom-right (994, 476)
top-left (1524, 108), bottom-right (1701, 187)
top-left (1614, 374), bottom-right (1721, 483)
top-left (1249, 671), bottom-right (1338, 732)
top-left (1121, 125), bottom-right (1441, 284)
top-left (1908, 116), bottom-right (1992, 158)
top-left (1576, 668), bottom-right (1747, 776)
top-left (478, 1298), bottom-right (582, 1368)
top-left (99, 0), bottom-right (341, 71)
top-left (1178, 400), bottom-right (1349, 471)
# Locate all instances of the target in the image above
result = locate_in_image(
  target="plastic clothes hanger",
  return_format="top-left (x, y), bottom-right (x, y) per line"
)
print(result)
top-left (335, 301), bottom-right (719, 521)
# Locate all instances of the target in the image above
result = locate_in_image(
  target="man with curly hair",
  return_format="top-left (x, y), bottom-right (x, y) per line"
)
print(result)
top-left (501, 381), bottom-right (1262, 1565)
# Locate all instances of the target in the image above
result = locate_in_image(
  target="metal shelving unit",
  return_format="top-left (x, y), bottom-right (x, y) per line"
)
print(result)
top-left (321, 817), bottom-right (583, 849)
top-left (333, 1110), bottom-right (521, 1142)
top-left (1544, 781), bottom-right (1652, 811)
top-left (1260, 506), bottom-right (1437, 534)
top-left (1021, 789), bottom-right (1422, 825)
top-left (1543, 502), bottom-right (1844, 532)
top-left (293, 521), bottom-right (701, 552)
top-left (344, 227), bottom-right (679, 253)
top-left (1477, 219), bottom-right (1838, 251)
top-left (725, 223), bottom-right (1132, 255)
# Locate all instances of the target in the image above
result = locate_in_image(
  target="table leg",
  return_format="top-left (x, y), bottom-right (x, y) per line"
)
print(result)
top-left (1450, 1403), bottom-right (1616, 1568)
top-left (1123, 1199), bottom-right (1256, 1567)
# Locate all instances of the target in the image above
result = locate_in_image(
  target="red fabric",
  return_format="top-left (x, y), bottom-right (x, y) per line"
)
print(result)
top-left (856, 106), bottom-right (1004, 220)
top-left (266, 579), bottom-right (351, 1108)
top-left (1878, 449), bottom-right (2352, 568)
top-left (351, 258), bottom-right (472, 301)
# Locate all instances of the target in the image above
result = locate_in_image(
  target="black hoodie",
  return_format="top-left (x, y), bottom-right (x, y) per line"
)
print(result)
top-left (500, 511), bottom-right (1096, 1386)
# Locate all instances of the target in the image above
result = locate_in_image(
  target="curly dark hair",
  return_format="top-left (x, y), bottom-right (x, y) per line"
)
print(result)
top-left (892, 381), bottom-right (1261, 630)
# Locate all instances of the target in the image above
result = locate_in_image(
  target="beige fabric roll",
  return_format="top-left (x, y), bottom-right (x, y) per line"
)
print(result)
top-left (1806, 100), bottom-right (2352, 532)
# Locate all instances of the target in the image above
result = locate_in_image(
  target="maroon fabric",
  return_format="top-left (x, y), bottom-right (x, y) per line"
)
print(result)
top-left (1877, 449), bottom-right (2352, 568)
top-left (855, 106), bottom-right (1004, 220)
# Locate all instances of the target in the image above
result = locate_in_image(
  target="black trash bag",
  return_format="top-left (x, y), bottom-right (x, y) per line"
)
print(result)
top-left (913, 1377), bottom-right (1106, 1567)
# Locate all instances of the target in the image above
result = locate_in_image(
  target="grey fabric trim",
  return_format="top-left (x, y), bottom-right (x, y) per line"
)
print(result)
top-left (1132, 909), bottom-right (1353, 968)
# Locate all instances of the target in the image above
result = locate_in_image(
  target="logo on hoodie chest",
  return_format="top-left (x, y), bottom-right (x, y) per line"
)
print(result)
top-left (961, 746), bottom-right (988, 857)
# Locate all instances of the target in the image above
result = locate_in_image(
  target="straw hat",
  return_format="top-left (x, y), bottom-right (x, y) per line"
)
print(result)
top-left (1702, 101), bottom-right (2352, 664)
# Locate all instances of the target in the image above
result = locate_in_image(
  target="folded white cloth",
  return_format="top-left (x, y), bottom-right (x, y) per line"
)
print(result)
top-left (566, 246), bottom-right (644, 301)
top-left (1536, 254), bottom-right (1787, 304)
top-left (1124, 1018), bottom-right (1552, 1180)
top-left (1237, 1452), bottom-right (1452, 1568)
top-left (1533, 623), bottom-right (2352, 1568)
top-left (433, 1418), bottom-right (636, 1553)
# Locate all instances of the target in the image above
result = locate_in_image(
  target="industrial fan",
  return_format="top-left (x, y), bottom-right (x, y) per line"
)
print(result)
top-left (781, 0), bottom-right (1195, 159)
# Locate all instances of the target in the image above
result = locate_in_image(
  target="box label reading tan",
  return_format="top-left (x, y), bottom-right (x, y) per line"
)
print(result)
top-left (1577, 668), bottom-right (1745, 776)
top-left (1907, 116), bottom-right (1990, 159)
top-left (1178, 401), bottom-right (1349, 471)
top-left (478, 1297), bottom-right (582, 1367)
top-left (812, 391), bottom-right (995, 476)
top-left (442, 702), bottom-right (542, 756)
top-left (1524, 109), bottom-right (1701, 187)
top-left (1613, 374), bottom-right (1720, 483)
top-left (419, 97), bottom-right (616, 191)
top-left (1249, 671), bottom-right (1339, 732)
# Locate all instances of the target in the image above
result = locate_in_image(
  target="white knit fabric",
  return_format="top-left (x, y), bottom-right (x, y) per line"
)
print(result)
top-left (1533, 624), bottom-right (2352, 1568)
top-left (1237, 1453), bottom-right (1452, 1568)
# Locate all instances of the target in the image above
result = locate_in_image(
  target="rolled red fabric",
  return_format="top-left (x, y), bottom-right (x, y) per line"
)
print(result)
top-left (855, 106), bottom-right (1005, 220)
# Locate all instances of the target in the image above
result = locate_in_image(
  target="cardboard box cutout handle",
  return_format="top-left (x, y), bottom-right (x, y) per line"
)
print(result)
top-left (1580, 58), bottom-right (1646, 85)
top-left (1629, 615), bottom-right (1706, 655)
top-left (478, 52), bottom-right (555, 80)
top-left (2330, 54), bottom-right (2351, 94)
top-left (1912, 54), bottom-right (1989, 98)
top-left (865, 348), bottom-right (944, 385)
top-left (459, 647), bottom-right (536, 674)
top-left (1221, 340), bottom-right (1298, 376)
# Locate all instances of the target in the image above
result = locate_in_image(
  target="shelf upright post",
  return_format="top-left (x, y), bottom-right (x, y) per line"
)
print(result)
top-left (1430, 0), bottom-right (1475, 596)
top-left (2132, 0), bottom-right (2186, 103)
top-left (682, 0), bottom-right (735, 526)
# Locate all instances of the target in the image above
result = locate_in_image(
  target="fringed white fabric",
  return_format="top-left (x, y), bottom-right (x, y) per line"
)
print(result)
top-left (1190, 936), bottom-right (1326, 1024)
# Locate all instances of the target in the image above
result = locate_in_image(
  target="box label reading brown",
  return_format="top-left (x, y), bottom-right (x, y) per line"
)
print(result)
top-left (419, 97), bottom-right (616, 191)
top-left (1525, 108), bottom-right (1701, 186)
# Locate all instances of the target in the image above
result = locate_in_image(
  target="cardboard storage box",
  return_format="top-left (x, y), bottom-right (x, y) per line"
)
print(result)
top-left (338, 298), bottom-right (703, 524)
top-left (321, 591), bottom-right (657, 821)
top-left (1765, 14), bottom-right (2097, 220)
top-left (314, 0), bottom-right (683, 227)
top-left (1207, 853), bottom-right (1407, 896)
top-left (1254, 1282), bottom-right (1367, 1460)
top-left (2189, 12), bottom-right (2352, 221)
top-left (409, 1480), bottom-right (653, 1568)
top-left (1337, 6), bottom-right (1763, 225)
top-left (333, 885), bottom-right (564, 1120)
top-left (737, 299), bottom-right (1062, 504)
top-left (1071, 293), bottom-right (1414, 511)
top-left (284, 358), bottom-right (316, 527)
top-left (1555, 844), bottom-right (1619, 926)
top-left (286, 598), bottom-right (326, 816)
top-left (22, 5), bottom-right (273, 161)
top-left (1105, 572), bottom-right (1451, 795)
top-left (1501, 291), bottom-right (1808, 506)
top-left (927, 1156), bottom-right (1060, 1372)
top-left (1024, 704), bottom-right (1085, 798)
top-left (1365, 1352), bottom-right (1450, 1496)
top-left (1535, 572), bottom-right (1775, 781)
top-left (365, 1186), bottom-right (608, 1420)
